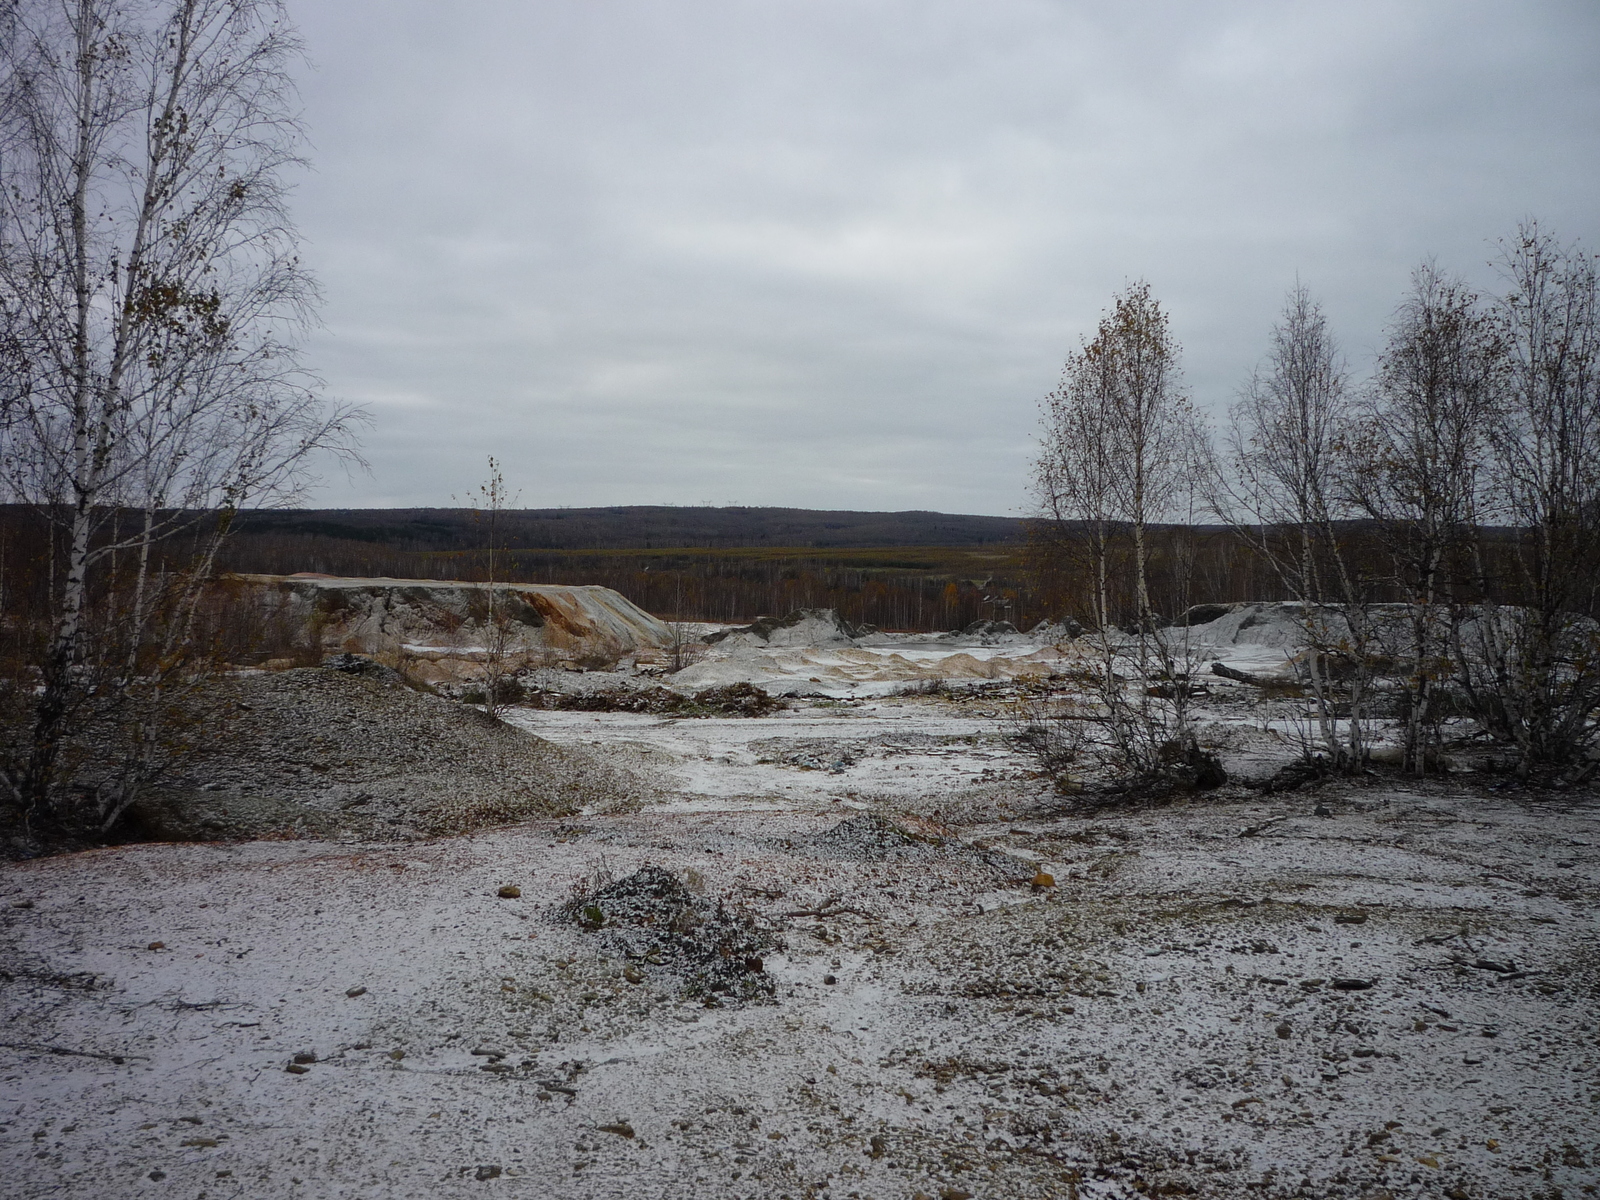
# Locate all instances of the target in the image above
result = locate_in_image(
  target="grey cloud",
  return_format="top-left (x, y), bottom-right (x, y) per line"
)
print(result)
top-left (284, 0), bottom-right (1600, 512)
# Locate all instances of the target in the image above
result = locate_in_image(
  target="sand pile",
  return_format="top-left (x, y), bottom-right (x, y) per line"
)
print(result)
top-left (125, 662), bottom-right (646, 841)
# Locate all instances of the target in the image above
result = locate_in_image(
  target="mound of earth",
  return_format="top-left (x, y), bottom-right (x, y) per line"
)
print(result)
top-left (124, 663), bottom-right (645, 842)
top-left (562, 866), bottom-right (777, 1003)
top-left (703, 608), bottom-right (865, 650)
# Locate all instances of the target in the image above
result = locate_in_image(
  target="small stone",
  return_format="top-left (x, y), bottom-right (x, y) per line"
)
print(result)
top-left (1415, 1155), bottom-right (1440, 1168)
top-left (471, 1045), bottom-right (506, 1060)
top-left (389, 1049), bottom-right (405, 1061)
top-left (1352, 1046), bottom-right (1376, 1058)
top-left (146, 941), bottom-right (165, 951)
top-left (346, 985), bottom-right (367, 998)
top-left (869, 1134), bottom-right (888, 1158)
top-left (1329, 977), bottom-right (1374, 991)
top-left (823, 974), bottom-right (837, 985)
top-left (623, 965), bottom-right (644, 984)
top-left (1030, 872), bottom-right (1055, 889)
top-left (940, 1188), bottom-right (974, 1200)
top-left (475, 1164), bottom-right (502, 1181)
top-left (599, 1121), bottom-right (635, 1138)
top-left (1275, 1021), bottom-right (1293, 1039)
top-left (285, 1063), bottom-right (309, 1075)
top-left (149, 1169), bottom-right (166, 1181)
top-left (497, 885), bottom-right (521, 899)
top-left (1314, 804), bottom-right (1333, 818)
top-left (292, 1052), bottom-right (317, 1064)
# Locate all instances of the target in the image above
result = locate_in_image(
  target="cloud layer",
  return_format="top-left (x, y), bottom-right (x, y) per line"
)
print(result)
top-left (285, 0), bottom-right (1600, 514)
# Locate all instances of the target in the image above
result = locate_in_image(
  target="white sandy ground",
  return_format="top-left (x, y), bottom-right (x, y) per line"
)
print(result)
top-left (4, 627), bottom-right (1600, 1199)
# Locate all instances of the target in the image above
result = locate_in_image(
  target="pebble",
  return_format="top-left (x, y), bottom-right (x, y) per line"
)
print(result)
top-left (599, 1121), bottom-right (635, 1138)
top-left (285, 1063), bottom-right (309, 1075)
top-left (292, 1052), bottom-right (317, 1064)
top-left (475, 1164), bottom-right (502, 1181)
top-left (623, 965), bottom-right (644, 984)
top-left (346, 986), bottom-right (367, 998)
top-left (497, 885), bottom-right (522, 899)
top-left (1030, 872), bottom-right (1056, 889)
top-left (146, 941), bottom-right (165, 951)
top-left (823, 975), bottom-right (837, 985)
top-left (1275, 1021), bottom-right (1293, 1039)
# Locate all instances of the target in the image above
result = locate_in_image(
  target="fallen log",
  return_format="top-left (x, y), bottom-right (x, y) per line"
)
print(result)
top-left (1210, 661), bottom-right (1272, 687)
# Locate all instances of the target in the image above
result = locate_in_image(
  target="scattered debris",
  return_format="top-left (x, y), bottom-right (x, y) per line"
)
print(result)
top-left (562, 866), bottom-right (778, 1003)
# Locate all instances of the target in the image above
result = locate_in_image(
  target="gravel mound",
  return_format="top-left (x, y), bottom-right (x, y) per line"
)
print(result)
top-left (562, 866), bottom-right (777, 1003)
top-left (703, 608), bottom-right (865, 649)
top-left (126, 664), bottom-right (645, 842)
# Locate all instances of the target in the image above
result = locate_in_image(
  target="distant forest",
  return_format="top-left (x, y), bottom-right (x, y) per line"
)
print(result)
top-left (0, 503), bottom-right (1311, 633)
top-left (0, 503), bottom-right (1446, 633)
top-left (213, 506), bottom-right (1041, 630)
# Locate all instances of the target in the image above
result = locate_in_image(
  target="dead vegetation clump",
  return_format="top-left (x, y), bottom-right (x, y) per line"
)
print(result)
top-left (561, 865), bottom-right (778, 1003)
top-left (529, 680), bottom-right (783, 718)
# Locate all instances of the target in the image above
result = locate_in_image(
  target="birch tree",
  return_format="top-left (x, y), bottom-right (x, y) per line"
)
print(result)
top-left (1345, 265), bottom-right (1502, 773)
top-left (1220, 284), bottom-right (1374, 769)
top-left (1032, 282), bottom-right (1213, 787)
top-left (1465, 224), bottom-right (1600, 780)
top-left (0, 0), bottom-right (361, 830)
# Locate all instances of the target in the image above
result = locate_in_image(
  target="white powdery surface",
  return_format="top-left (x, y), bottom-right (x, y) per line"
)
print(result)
top-left (2, 703), bottom-right (1598, 1200)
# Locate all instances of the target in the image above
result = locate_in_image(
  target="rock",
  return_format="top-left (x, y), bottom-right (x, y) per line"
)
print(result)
top-left (146, 941), bottom-right (165, 951)
top-left (497, 885), bottom-right (521, 899)
top-left (622, 965), bottom-right (644, 984)
top-left (869, 1134), bottom-right (888, 1158)
top-left (149, 1169), bottom-right (166, 1181)
top-left (475, 1165), bottom-right (501, 1181)
top-left (345, 985), bottom-right (367, 998)
top-left (471, 1046), bottom-right (506, 1060)
top-left (1314, 804), bottom-right (1333, 818)
top-left (285, 1063), bottom-right (309, 1075)
top-left (940, 1188), bottom-right (975, 1200)
top-left (599, 1122), bottom-right (635, 1138)
top-left (1330, 977), bottom-right (1375, 991)
top-left (1030, 872), bottom-right (1056, 889)
top-left (823, 974), bottom-right (838, 985)
top-left (1334, 911), bottom-right (1368, 925)
top-left (292, 1052), bottom-right (317, 1064)
top-left (1275, 1021), bottom-right (1292, 1039)
top-left (389, 1049), bottom-right (405, 1060)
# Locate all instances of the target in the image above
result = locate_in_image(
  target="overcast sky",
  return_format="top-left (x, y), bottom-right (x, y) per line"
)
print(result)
top-left (285, 0), bottom-right (1600, 516)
